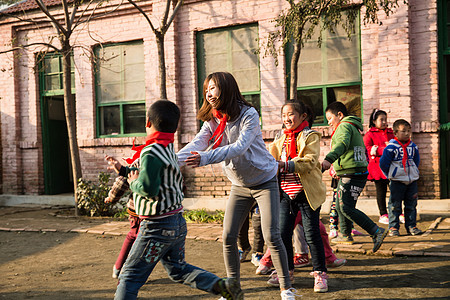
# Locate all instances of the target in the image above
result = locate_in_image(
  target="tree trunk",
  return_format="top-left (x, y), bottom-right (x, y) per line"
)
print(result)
top-left (289, 37), bottom-right (302, 101)
top-left (156, 32), bottom-right (167, 100)
top-left (61, 41), bottom-right (82, 216)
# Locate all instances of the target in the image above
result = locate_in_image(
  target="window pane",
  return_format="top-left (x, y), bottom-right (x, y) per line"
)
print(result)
top-left (328, 85), bottom-right (361, 117)
top-left (99, 106), bottom-right (120, 135)
top-left (100, 83), bottom-right (122, 103)
top-left (44, 56), bottom-right (60, 74)
top-left (298, 89), bottom-right (324, 125)
top-left (124, 81), bottom-right (146, 101)
top-left (124, 104), bottom-right (146, 134)
top-left (244, 94), bottom-right (261, 115)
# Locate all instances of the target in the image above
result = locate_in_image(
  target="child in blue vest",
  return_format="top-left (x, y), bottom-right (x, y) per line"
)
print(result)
top-left (379, 119), bottom-right (422, 237)
top-left (105, 100), bottom-right (242, 300)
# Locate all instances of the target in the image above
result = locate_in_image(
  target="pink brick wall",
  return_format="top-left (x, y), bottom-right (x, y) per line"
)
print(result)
top-left (0, 0), bottom-right (442, 199)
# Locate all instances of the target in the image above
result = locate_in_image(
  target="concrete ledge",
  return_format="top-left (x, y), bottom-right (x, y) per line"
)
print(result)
top-left (0, 194), bottom-right (75, 207)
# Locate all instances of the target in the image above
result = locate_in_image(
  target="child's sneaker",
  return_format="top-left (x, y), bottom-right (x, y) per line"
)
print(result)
top-left (389, 227), bottom-right (399, 237)
top-left (255, 264), bottom-right (272, 275)
top-left (217, 278), bottom-right (244, 300)
top-left (372, 227), bottom-right (388, 253)
top-left (407, 227), bottom-right (423, 236)
top-left (238, 247), bottom-right (251, 262)
top-left (326, 258), bottom-right (347, 268)
top-left (267, 270), bottom-right (294, 287)
top-left (399, 214), bottom-right (405, 224)
top-left (293, 253), bottom-right (310, 268)
top-left (331, 235), bottom-right (354, 245)
top-left (328, 228), bottom-right (338, 239)
top-left (378, 214), bottom-right (389, 225)
top-left (251, 252), bottom-right (263, 267)
top-left (351, 228), bottom-right (364, 236)
top-left (310, 271), bottom-right (328, 292)
top-left (281, 288), bottom-right (301, 300)
top-left (112, 265), bottom-right (120, 278)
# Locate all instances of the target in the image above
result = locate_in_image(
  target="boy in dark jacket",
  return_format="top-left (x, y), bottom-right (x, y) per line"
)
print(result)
top-left (321, 102), bottom-right (387, 253)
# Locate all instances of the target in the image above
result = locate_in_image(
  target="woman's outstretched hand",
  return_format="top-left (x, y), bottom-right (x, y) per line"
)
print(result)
top-left (185, 151), bottom-right (201, 168)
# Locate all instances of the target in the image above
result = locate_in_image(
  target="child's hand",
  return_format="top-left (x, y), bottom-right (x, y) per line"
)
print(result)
top-left (105, 155), bottom-right (122, 174)
top-left (104, 197), bottom-right (112, 203)
top-left (322, 160), bottom-right (332, 172)
top-left (128, 169), bottom-right (139, 182)
top-left (185, 151), bottom-right (201, 168)
top-left (277, 160), bottom-right (286, 172)
top-left (370, 145), bottom-right (378, 156)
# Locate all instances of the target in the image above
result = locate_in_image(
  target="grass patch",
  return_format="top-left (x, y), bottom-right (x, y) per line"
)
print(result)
top-left (183, 209), bottom-right (224, 224)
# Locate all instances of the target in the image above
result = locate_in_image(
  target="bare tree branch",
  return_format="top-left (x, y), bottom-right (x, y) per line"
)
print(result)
top-left (161, 0), bottom-right (171, 29)
top-left (164, 0), bottom-right (183, 34)
top-left (33, 0), bottom-right (67, 36)
top-left (0, 42), bottom-right (59, 54)
top-left (127, 0), bottom-right (156, 33)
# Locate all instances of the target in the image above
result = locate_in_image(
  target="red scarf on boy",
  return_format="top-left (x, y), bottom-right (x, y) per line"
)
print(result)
top-left (125, 132), bottom-right (174, 164)
top-left (283, 120), bottom-right (308, 159)
top-left (209, 110), bottom-right (228, 149)
top-left (394, 137), bottom-right (411, 171)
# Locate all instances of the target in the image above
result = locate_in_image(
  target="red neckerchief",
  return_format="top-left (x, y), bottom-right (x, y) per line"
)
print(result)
top-left (209, 109), bottom-right (228, 149)
top-left (124, 132), bottom-right (174, 164)
top-left (331, 121), bottom-right (358, 139)
top-left (283, 120), bottom-right (308, 160)
top-left (394, 137), bottom-right (411, 171)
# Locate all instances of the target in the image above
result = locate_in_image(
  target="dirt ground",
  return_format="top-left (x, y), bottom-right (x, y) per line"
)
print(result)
top-left (1, 229), bottom-right (449, 300)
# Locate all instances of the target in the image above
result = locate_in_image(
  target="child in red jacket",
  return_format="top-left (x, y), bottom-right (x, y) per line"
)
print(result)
top-left (363, 109), bottom-right (403, 225)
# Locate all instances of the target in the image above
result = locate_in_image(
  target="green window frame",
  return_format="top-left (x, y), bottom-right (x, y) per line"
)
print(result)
top-left (196, 24), bottom-right (261, 115)
top-left (286, 13), bottom-right (362, 126)
top-left (40, 53), bottom-right (75, 96)
top-left (94, 41), bottom-right (146, 137)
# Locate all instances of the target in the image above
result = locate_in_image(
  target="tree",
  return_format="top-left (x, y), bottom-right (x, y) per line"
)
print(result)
top-left (0, 0), bottom-right (120, 215)
top-left (127, 0), bottom-right (183, 100)
top-left (266, 0), bottom-right (407, 101)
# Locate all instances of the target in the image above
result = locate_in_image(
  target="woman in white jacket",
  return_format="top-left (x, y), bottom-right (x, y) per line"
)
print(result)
top-left (178, 72), bottom-right (297, 300)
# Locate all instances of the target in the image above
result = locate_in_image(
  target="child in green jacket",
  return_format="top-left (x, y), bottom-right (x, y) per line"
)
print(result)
top-left (321, 102), bottom-right (387, 253)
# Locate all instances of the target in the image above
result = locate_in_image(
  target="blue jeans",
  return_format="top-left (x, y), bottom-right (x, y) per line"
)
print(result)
top-left (388, 180), bottom-right (418, 230)
top-left (279, 191), bottom-right (326, 272)
top-left (115, 213), bottom-right (220, 300)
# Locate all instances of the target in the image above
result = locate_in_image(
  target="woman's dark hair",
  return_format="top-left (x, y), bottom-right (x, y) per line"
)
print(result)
top-left (325, 101), bottom-right (349, 117)
top-left (282, 100), bottom-right (315, 127)
top-left (197, 72), bottom-right (252, 122)
top-left (369, 108), bottom-right (387, 128)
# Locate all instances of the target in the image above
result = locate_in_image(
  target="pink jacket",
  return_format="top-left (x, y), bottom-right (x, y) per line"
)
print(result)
top-left (363, 127), bottom-right (394, 181)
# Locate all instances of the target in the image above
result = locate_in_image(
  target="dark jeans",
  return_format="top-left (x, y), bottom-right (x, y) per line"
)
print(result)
top-left (388, 180), bottom-right (418, 230)
top-left (336, 176), bottom-right (378, 236)
top-left (375, 179), bottom-right (390, 216)
top-left (279, 190), bottom-right (326, 272)
top-left (115, 213), bottom-right (220, 300)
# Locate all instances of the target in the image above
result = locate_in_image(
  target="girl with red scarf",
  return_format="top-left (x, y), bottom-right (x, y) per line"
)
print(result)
top-left (363, 109), bottom-right (397, 225)
top-left (266, 101), bottom-right (329, 293)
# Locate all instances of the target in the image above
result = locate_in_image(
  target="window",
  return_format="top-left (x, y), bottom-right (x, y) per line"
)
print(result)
top-left (197, 24), bottom-right (261, 114)
top-left (95, 41), bottom-right (146, 136)
top-left (288, 13), bottom-right (361, 125)
top-left (41, 54), bottom-right (75, 93)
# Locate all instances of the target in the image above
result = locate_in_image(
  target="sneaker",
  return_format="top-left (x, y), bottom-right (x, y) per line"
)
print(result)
top-left (399, 214), bottom-right (405, 224)
top-left (326, 258), bottom-right (347, 268)
top-left (389, 227), bottom-right (399, 237)
top-left (281, 288), bottom-right (301, 300)
top-left (310, 271), bottom-right (328, 293)
top-left (331, 235), bottom-right (354, 245)
top-left (351, 228), bottom-right (364, 236)
top-left (217, 278), bottom-right (244, 300)
top-left (267, 270), bottom-right (295, 287)
top-left (372, 227), bottom-right (388, 253)
top-left (407, 227), bottom-right (423, 236)
top-left (293, 253), bottom-right (310, 268)
top-left (328, 228), bottom-right (338, 239)
top-left (112, 265), bottom-right (120, 279)
top-left (379, 214), bottom-right (389, 225)
top-left (238, 247), bottom-right (251, 262)
top-left (256, 264), bottom-right (272, 275)
top-left (251, 252), bottom-right (263, 267)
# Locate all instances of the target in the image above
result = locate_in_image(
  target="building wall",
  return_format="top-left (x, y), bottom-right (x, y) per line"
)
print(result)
top-left (0, 0), bottom-right (442, 199)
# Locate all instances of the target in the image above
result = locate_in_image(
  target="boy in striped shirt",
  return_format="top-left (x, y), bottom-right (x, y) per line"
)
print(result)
top-left (105, 100), bottom-right (242, 300)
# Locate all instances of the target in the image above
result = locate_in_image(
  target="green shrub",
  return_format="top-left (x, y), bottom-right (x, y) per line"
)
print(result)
top-left (76, 172), bottom-right (126, 217)
top-left (183, 209), bottom-right (224, 223)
